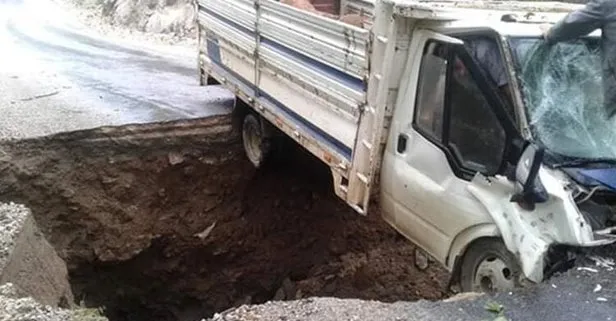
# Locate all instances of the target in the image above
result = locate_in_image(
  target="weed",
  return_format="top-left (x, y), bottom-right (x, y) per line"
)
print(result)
top-left (484, 301), bottom-right (509, 321)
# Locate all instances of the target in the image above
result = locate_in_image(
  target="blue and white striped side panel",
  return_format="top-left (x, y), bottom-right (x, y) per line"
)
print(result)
top-left (198, 0), bottom-right (257, 96)
top-left (198, 0), bottom-right (370, 160)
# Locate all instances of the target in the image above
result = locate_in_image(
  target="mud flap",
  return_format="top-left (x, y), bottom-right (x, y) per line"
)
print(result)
top-left (467, 173), bottom-right (550, 283)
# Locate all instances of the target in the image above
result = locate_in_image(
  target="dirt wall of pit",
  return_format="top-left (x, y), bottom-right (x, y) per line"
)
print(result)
top-left (0, 115), bottom-right (449, 321)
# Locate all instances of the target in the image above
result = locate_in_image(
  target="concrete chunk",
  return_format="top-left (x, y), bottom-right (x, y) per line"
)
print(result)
top-left (0, 202), bottom-right (74, 307)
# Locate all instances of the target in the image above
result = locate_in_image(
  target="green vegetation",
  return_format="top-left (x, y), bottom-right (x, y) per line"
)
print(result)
top-left (484, 302), bottom-right (509, 321)
top-left (70, 304), bottom-right (107, 321)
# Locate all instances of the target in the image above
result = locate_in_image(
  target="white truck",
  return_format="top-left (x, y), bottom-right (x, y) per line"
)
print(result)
top-left (196, 0), bottom-right (616, 293)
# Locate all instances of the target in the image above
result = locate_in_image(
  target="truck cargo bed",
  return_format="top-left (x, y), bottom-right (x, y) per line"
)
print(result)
top-left (198, 0), bottom-right (411, 214)
top-left (198, 0), bottom-right (369, 162)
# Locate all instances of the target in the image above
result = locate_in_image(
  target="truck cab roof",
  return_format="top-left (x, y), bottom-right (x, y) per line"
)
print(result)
top-left (384, 0), bottom-right (582, 18)
top-left (366, 0), bottom-right (601, 37)
top-left (437, 20), bottom-right (601, 38)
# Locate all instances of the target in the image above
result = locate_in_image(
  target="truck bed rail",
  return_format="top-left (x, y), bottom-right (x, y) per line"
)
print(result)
top-left (198, 0), bottom-right (370, 164)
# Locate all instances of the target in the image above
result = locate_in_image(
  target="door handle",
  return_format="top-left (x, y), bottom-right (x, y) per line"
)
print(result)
top-left (397, 133), bottom-right (408, 153)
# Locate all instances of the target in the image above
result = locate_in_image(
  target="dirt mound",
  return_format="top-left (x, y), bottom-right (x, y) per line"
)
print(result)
top-left (0, 115), bottom-right (449, 321)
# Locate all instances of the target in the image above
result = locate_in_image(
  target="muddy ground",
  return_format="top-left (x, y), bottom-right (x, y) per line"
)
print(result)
top-left (0, 115), bottom-right (449, 321)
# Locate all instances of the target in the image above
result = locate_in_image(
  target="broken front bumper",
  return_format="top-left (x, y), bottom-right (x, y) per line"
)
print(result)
top-left (587, 226), bottom-right (616, 246)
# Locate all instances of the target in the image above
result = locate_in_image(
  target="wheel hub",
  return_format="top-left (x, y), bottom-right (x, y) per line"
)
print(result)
top-left (473, 256), bottom-right (516, 292)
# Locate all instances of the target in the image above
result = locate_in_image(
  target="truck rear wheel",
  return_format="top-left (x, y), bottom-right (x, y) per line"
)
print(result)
top-left (198, 68), bottom-right (206, 86)
top-left (242, 113), bottom-right (271, 168)
top-left (459, 238), bottom-right (525, 293)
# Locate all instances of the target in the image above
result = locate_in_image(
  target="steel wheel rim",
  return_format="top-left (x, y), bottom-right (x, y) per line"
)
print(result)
top-left (473, 255), bottom-right (516, 292)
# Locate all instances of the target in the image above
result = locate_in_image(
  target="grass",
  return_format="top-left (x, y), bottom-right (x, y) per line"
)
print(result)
top-left (70, 298), bottom-right (107, 321)
top-left (70, 307), bottom-right (108, 321)
top-left (484, 302), bottom-right (510, 321)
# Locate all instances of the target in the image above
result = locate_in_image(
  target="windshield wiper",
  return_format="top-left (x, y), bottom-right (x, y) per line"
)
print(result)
top-left (551, 158), bottom-right (616, 169)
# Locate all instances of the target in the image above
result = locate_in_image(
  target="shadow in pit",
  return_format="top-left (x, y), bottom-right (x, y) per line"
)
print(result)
top-left (0, 117), bottom-right (450, 321)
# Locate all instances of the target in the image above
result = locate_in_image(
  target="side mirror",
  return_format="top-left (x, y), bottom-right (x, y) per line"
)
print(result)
top-left (510, 143), bottom-right (549, 210)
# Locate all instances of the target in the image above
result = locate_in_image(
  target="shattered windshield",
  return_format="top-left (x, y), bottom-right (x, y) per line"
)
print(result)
top-left (509, 36), bottom-right (616, 161)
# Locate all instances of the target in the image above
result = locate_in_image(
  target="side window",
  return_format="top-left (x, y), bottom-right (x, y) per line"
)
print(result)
top-left (415, 43), bottom-right (447, 140)
top-left (448, 55), bottom-right (506, 174)
top-left (413, 40), bottom-right (507, 177)
top-left (462, 35), bottom-right (516, 120)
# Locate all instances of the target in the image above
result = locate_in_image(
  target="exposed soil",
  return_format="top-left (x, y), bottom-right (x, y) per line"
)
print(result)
top-left (0, 115), bottom-right (450, 321)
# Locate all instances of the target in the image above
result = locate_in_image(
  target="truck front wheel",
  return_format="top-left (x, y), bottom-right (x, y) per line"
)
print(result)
top-left (459, 238), bottom-right (526, 293)
top-left (242, 113), bottom-right (271, 168)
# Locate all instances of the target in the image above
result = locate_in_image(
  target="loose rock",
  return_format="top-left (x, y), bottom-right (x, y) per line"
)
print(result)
top-left (0, 203), bottom-right (74, 308)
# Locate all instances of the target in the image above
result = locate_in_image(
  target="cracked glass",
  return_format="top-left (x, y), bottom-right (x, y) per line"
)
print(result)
top-left (510, 36), bottom-right (616, 160)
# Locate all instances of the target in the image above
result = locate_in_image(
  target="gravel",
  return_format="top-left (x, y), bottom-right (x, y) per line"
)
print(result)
top-left (0, 282), bottom-right (108, 321)
top-left (0, 203), bottom-right (28, 272)
top-left (0, 283), bottom-right (72, 321)
top-left (206, 297), bottom-right (476, 321)
top-left (0, 202), bottom-right (108, 321)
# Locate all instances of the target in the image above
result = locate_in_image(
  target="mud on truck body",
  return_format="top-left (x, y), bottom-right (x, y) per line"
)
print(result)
top-left (196, 0), bottom-right (616, 293)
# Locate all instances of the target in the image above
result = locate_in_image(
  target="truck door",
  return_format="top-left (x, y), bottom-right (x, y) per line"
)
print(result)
top-left (380, 30), bottom-right (519, 264)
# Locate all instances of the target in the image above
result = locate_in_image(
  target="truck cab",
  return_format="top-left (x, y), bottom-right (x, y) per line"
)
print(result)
top-left (381, 13), bottom-right (616, 292)
top-left (197, 0), bottom-right (616, 293)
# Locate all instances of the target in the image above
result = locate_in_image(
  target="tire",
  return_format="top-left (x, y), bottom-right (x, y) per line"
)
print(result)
top-left (459, 238), bottom-right (525, 293)
top-left (199, 71), bottom-right (206, 86)
top-left (242, 113), bottom-right (271, 168)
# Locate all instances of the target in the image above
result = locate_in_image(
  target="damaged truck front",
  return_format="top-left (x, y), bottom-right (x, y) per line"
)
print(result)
top-left (492, 23), bottom-right (616, 279)
top-left (196, 0), bottom-right (616, 294)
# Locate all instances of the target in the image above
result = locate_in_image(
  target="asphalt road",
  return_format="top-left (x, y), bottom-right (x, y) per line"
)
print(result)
top-left (0, 0), bottom-right (234, 140)
top-left (210, 254), bottom-right (616, 321)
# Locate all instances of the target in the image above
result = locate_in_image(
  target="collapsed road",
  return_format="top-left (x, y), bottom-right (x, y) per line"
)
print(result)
top-left (0, 115), bottom-right (614, 321)
top-left (0, 116), bottom-right (449, 321)
top-left (0, 6), bottom-right (453, 314)
top-left (0, 0), bottom-right (615, 320)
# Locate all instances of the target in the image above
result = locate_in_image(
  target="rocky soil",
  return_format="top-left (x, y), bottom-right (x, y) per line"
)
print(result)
top-left (0, 281), bottom-right (108, 321)
top-left (0, 115), bottom-right (450, 321)
top-left (57, 0), bottom-right (198, 46)
top-left (0, 203), bottom-right (74, 308)
top-left (0, 202), bottom-right (108, 321)
top-left (0, 282), bottom-right (85, 321)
